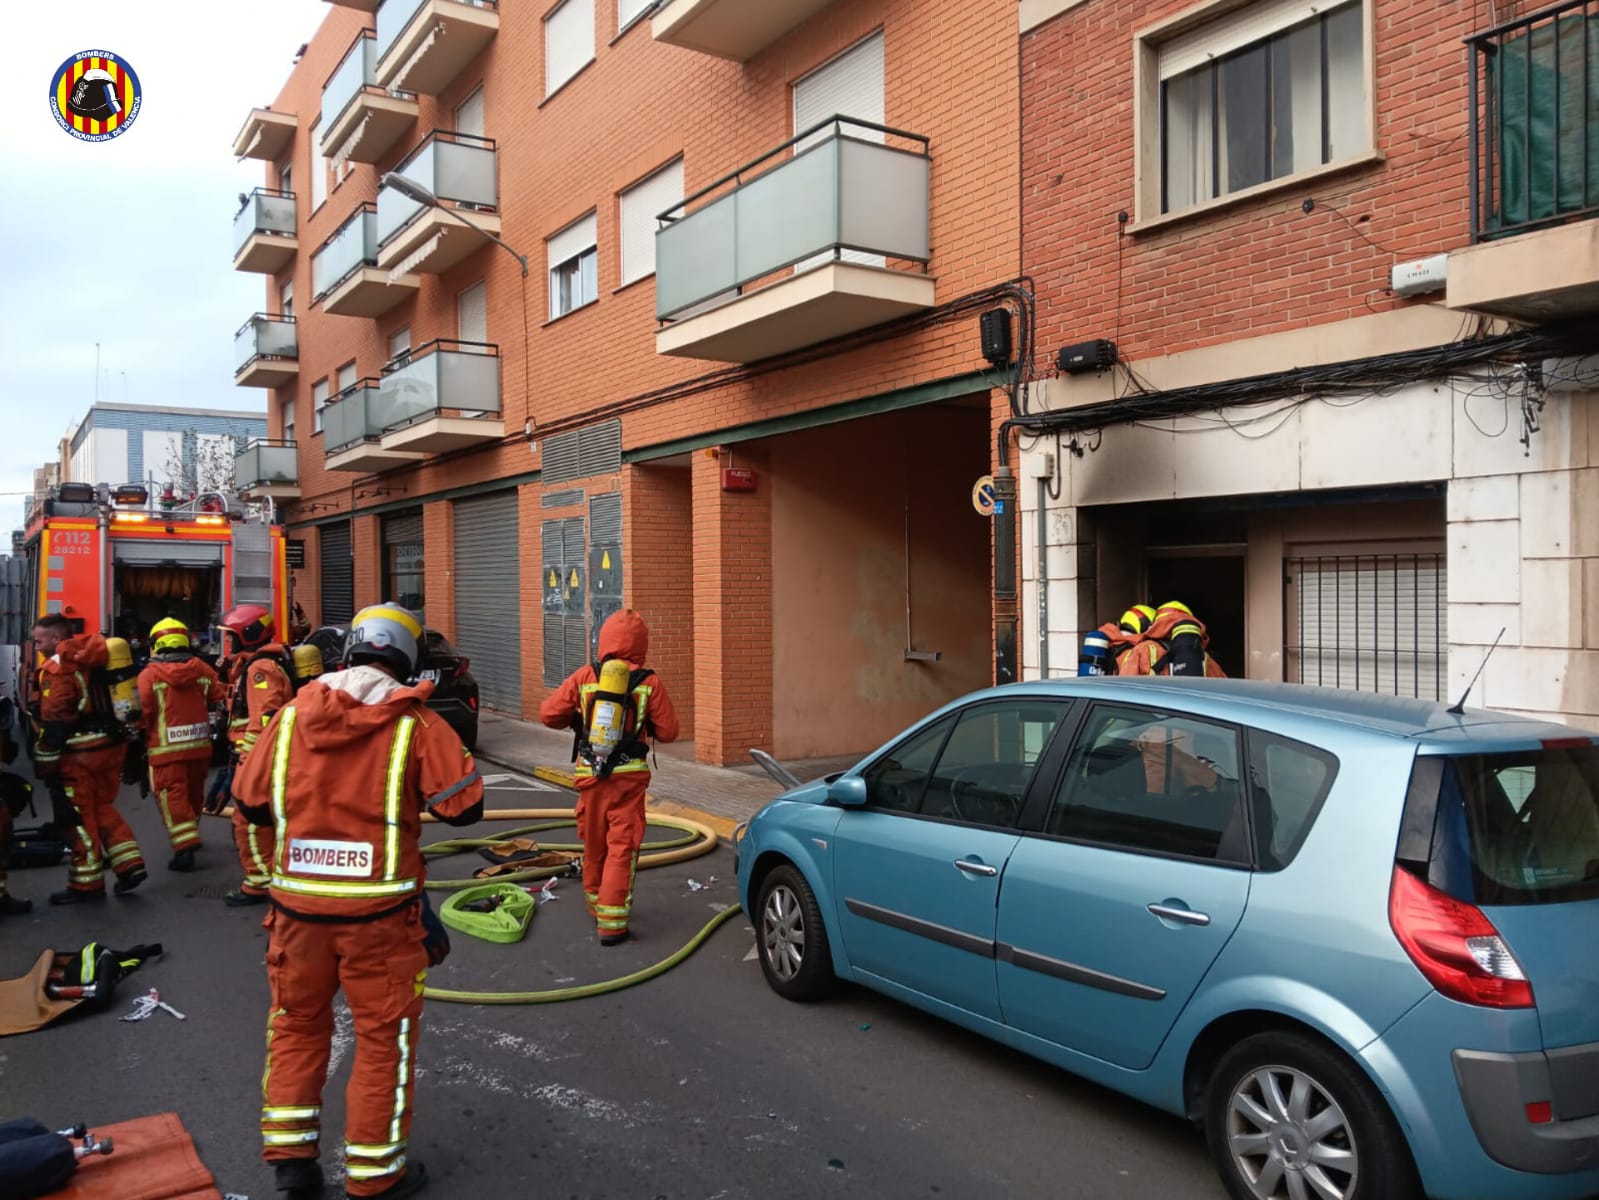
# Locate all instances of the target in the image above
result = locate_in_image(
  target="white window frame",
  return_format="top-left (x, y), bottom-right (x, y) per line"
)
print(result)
top-left (619, 158), bottom-right (683, 286)
top-left (282, 397), bottom-right (296, 444)
top-left (1132, 0), bottom-right (1376, 228)
top-left (455, 86), bottom-right (485, 138)
top-left (312, 377), bottom-right (329, 435)
top-left (545, 0), bottom-right (595, 99)
top-left (618, 0), bottom-right (652, 33)
top-left (547, 212), bottom-right (598, 320)
top-left (309, 119), bottom-right (328, 212)
top-left (279, 279), bottom-right (294, 319)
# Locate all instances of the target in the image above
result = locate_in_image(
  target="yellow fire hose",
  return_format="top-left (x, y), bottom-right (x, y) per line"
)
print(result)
top-left (417, 806), bottom-right (744, 1004)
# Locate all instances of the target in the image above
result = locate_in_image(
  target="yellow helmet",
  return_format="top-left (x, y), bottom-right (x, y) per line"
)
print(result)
top-left (1118, 604), bottom-right (1158, 635)
top-left (1158, 600), bottom-right (1194, 618)
top-left (150, 617), bottom-right (191, 654)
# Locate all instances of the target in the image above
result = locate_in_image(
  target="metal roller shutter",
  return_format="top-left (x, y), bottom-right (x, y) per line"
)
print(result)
top-left (454, 490), bottom-right (521, 712)
top-left (382, 510), bottom-right (423, 547)
top-left (318, 521), bottom-right (354, 626)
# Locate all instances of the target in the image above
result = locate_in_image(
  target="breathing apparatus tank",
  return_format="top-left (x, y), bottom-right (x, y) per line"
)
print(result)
top-left (104, 637), bottom-right (142, 724)
top-left (291, 643), bottom-right (326, 686)
top-left (586, 658), bottom-right (634, 763)
top-left (1077, 630), bottom-right (1113, 677)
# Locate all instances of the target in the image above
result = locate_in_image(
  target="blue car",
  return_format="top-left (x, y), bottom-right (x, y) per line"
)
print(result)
top-left (735, 677), bottom-right (1599, 1200)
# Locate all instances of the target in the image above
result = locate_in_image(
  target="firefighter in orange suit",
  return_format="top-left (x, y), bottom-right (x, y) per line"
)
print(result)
top-left (232, 603), bottom-right (481, 1200)
top-left (1117, 600), bottom-right (1228, 678)
top-left (218, 603), bottom-right (295, 907)
top-left (136, 618), bottom-right (219, 872)
top-left (539, 608), bottom-right (680, 946)
top-left (31, 614), bottom-right (147, 906)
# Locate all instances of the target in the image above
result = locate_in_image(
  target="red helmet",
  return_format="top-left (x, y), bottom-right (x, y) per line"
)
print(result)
top-left (220, 604), bottom-right (273, 651)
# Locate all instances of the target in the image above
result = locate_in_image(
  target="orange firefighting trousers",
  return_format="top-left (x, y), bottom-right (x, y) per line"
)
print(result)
top-left (233, 805), bottom-right (275, 895)
top-left (149, 759), bottom-right (205, 854)
top-left (575, 773), bottom-right (648, 937)
top-left (61, 746), bottom-right (144, 893)
top-left (261, 904), bottom-right (428, 1196)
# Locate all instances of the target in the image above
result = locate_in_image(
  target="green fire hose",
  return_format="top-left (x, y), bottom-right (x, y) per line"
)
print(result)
top-left (419, 806), bottom-right (743, 1004)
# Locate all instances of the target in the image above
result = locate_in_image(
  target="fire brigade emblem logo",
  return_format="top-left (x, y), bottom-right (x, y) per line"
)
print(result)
top-left (48, 50), bottom-right (142, 142)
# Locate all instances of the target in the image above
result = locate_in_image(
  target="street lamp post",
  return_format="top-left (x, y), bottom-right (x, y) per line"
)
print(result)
top-left (380, 172), bottom-right (529, 276)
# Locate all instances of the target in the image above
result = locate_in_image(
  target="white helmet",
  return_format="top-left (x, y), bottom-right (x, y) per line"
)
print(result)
top-left (343, 604), bottom-right (422, 678)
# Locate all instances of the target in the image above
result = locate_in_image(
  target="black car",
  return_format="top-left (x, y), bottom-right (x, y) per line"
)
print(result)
top-left (303, 625), bottom-right (480, 751)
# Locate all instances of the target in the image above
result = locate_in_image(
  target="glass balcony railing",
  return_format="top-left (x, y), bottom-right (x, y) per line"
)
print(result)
top-left (375, 131), bottom-right (498, 248)
top-left (378, 340), bottom-right (500, 430)
top-left (654, 117), bottom-right (931, 320)
top-left (324, 379), bottom-right (386, 452)
top-left (1469, 0), bottom-right (1599, 239)
top-left (312, 203), bottom-right (379, 299)
top-left (234, 314), bottom-right (298, 373)
top-left (235, 440), bottom-right (299, 487)
top-left (323, 30), bottom-right (378, 132)
top-left (376, 0), bottom-right (498, 65)
top-left (233, 189), bottom-right (297, 255)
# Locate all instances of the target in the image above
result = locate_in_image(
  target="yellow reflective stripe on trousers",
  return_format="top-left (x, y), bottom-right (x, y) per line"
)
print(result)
top-left (263, 1130), bottom-right (319, 1145)
top-left (270, 707), bottom-right (298, 873)
top-left (347, 1141), bottom-right (405, 1157)
top-left (347, 1157), bottom-right (407, 1181)
top-left (389, 1015), bottom-right (412, 1144)
top-left (263, 1106), bottom-right (321, 1121)
top-left (383, 717), bottom-right (416, 881)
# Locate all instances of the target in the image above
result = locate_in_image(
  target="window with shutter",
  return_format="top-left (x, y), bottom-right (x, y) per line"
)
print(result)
top-left (389, 326), bottom-right (411, 363)
top-left (457, 281), bottom-right (488, 342)
top-left (337, 361), bottom-right (358, 394)
top-left (279, 279), bottom-right (294, 319)
top-left (310, 120), bottom-right (328, 211)
top-left (619, 158), bottom-right (682, 286)
top-left (312, 378), bottom-right (330, 435)
top-left (547, 213), bottom-right (598, 318)
top-left (282, 397), bottom-right (296, 443)
top-left (618, 0), bottom-right (651, 31)
top-left (793, 32), bottom-right (885, 270)
top-left (546, 0), bottom-right (595, 98)
top-left (456, 87), bottom-right (485, 138)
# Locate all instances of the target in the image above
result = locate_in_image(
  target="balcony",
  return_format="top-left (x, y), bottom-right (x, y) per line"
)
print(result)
top-left (324, 379), bottom-right (425, 472)
top-left (234, 440), bottom-right (301, 499)
top-left (1447, 0), bottom-right (1599, 322)
top-left (375, 0), bottom-right (499, 95)
top-left (320, 30), bottom-right (419, 166)
top-left (655, 118), bottom-right (934, 363)
top-left (313, 203), bottom-right (421, 318)
top-left (232, 107), bottom-right (297, 161)
top-left (233, 189), bottom-right (298, 274)
top-left (377, 340), bottom-right (502, 454)
top-left (652, 0), bottom-right (836, 61)
top-left (234, 314), bottom-right (298, 388)
top-left (376, 131), bottom-right (500, 276)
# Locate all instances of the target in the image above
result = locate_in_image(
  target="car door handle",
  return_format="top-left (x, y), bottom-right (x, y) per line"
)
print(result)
top-left (954, 859), bottom-right (998, 877)
top-left (1147, 903), bottom-right (1210, 927)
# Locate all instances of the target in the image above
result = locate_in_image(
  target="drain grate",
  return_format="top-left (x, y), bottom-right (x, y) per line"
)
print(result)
top-left (184, 883), bottom-right (234, 900)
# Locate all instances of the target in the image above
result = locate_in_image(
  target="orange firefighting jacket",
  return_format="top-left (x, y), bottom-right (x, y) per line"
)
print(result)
top-left (227, 646), bottom-right (295, 760)
top-left (231, 665), bottom-right (484, 920)
top-left (1116, 608), bottom-right (1228, 678)
top-left (137, 652), bottom-right (220, 764)
top-left (539, 609), bottom-right (680, 783)
top-left (35, 634), bottom-right (118, 769)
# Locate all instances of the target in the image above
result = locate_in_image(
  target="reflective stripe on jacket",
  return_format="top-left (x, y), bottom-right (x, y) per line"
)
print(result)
top-left (139, 655), bottom-right (219, 761)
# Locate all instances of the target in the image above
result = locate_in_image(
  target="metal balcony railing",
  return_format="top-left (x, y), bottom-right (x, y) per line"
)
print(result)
top-left (235, 440), bottom-right (299, 487)
top-left (324, 379), bottom-right (386, 452)
top-left (376, 0), bottom-right (499, 67)
top-left (1469, 0), bottom-right (1599, 240)
top-left (234, 314), bottom-right (298, 373)
top-left (312, 203), bottom-right (379, 299)
top-left (378, 339), bottom-right (501, 430)
top-left (654, 116), bottom-right (930, 321)
top-left (233, 188), bottom-right (297, 255)
top-left (375, 130), bottom-right (499, 248)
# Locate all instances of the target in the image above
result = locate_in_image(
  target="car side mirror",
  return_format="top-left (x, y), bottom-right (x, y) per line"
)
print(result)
top-left (826, 776), bottom-right (868, 807)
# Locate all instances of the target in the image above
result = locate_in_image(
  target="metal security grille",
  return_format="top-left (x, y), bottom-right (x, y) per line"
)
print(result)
top-left (319, 521), bottom-right (354, 626)
top-left (542, 516), bottom-right (587, 686)
top-left (1286, 552), bottom-right (1447, 701)
top-left (0, 555), bottom-right (27, 647)
top-left (231, 521), bottom-right (274, 610)
top-left (453, 491), bottom-right (521, 712)
top-left (588, 493), bottom-right (622, 660)
top-left (541, 420), bottom-right (622, 484)
top-left (541, 488), bottom-right (584, 509)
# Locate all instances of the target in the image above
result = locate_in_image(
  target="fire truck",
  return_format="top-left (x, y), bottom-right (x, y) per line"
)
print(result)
top-left (8, 481), bottom-right (292, 710)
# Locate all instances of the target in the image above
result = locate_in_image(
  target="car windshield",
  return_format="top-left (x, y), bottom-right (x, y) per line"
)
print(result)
top-left (1441, 746), bottom-right (1599, 906)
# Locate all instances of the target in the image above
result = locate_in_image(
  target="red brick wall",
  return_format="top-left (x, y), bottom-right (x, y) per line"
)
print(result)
top-left (1021, 0), bottom-right (1472, 366)
top-left (622, 463), bottom-right (696, 742)
top-left (422, 500), bottom-right (454, 640)
top-left (352, 514), bottom-right (380, 611)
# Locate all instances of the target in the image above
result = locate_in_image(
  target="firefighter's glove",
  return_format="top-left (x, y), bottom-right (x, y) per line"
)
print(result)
top-left (419, 894), bottom-right (451, 967)
top-left (203, 764), bottom-right (233, 815)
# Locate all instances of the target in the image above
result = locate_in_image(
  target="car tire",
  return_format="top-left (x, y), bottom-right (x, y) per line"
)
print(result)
top-left (754, 863), bottom-right (835, 1002)
top-left (1205, 1031), bottom-right (1420, 1200)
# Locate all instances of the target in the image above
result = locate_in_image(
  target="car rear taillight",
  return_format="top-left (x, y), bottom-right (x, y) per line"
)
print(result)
top-left (1388, 866), bottom-right (1533, 1009)
top-left (468, 695), bottom-right (478, 711)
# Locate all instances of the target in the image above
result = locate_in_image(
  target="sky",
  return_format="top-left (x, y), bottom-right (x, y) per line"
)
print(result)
top-left (0, 1), bottom-right (329, 529)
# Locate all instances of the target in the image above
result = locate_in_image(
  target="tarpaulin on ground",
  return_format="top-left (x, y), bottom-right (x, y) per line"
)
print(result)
top-left (51, 1112), bottom-right (221, 1200)
top-left (0, 951), bottom-right (79, 1037)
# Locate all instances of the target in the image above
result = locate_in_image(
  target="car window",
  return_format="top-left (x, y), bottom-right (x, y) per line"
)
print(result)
top-left (1048, 705), bottom-right (1246, 862)
top-left (423, 630), bottom-right (455, 657)
top-left (862, 717), bottom-right (952, 813)
top-left (1248, 732), bottom-right (1338, 870)
top-left (918, 701), bottom-right (1067, 827)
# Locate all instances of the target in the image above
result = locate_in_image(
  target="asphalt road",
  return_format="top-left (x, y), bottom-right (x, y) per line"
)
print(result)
top-left (0, 772), bottom-right (1224, 1200)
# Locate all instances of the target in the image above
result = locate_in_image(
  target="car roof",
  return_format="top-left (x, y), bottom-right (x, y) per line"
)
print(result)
top-left (964, 676), bottom-right (1591, 749)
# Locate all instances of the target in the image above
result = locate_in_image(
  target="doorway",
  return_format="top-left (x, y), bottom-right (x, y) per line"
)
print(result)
top-left (1144, 554), bottom-right (1245, 679)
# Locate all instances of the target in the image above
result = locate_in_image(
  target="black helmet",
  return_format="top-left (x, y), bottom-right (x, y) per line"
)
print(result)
top-left (68, 69), bottom-right (122, 123)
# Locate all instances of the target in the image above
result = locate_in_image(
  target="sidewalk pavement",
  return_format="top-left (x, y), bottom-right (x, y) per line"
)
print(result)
top-left (471, 710), bottom-right (866, 840)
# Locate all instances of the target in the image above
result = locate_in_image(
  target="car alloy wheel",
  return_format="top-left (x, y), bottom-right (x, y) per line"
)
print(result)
top-left (762, 881), bottom-right (805, 982)
top-left (1227, 1064), bottom-right (1355, 1200)
top-left (753, 863), bottom-right (834, 1001)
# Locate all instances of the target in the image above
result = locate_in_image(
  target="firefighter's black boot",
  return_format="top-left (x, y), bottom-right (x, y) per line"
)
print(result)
top-left (168, 848), bottom-right (197, 872)
top-left (274, 1157), bottom-right (323, 1194)
top-left (48, 888), bottom-right (104, 906)
top-left (113, 867), bottom-right (147, 895)
top-left (225, 888), bottom-right (267, 907)
top-left (349, 1161), bottom-right (427, 1199)
top-left (0, 895), bottom-right (33, 916)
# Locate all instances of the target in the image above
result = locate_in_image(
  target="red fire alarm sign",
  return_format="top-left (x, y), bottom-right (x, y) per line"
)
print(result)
top-left (721, 467), bottom-right (757, 493)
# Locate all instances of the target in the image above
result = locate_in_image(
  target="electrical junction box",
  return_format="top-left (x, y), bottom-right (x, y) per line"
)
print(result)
top-left (1391, 254), bottom-right (1448, 298)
